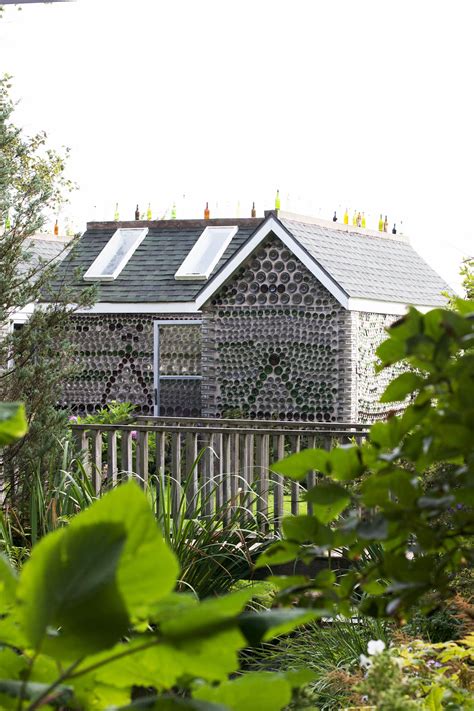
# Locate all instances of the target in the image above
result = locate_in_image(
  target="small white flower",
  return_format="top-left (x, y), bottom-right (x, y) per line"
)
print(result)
top-left (360, 653), bottom-right (372, 669)
top-left (367, 639), bottom-right (386, 656)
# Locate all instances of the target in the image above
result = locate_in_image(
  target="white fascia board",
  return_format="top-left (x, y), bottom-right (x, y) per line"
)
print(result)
top-left (72, 302), bottom-right (201, 314)
top-left (348, 297), bottom-right (439, 315)
top-left (10, 303), bottom-right (35, 324)
top-left (195, 216), bottom-right (350, 309)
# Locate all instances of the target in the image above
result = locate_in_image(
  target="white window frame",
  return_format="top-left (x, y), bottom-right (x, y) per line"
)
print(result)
top-left (83, 227), bottom-right (148, 281)
top-left (174, 225), bottom-right (238, 281)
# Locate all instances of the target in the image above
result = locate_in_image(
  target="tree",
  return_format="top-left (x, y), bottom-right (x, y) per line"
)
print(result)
top-left (259, 301), bottom-right (474, 620)
top-left (0, 74), bottom-right (95, 501)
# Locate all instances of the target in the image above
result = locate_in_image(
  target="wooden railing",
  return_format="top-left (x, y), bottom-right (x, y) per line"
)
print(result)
top-left (70, 417), bottom-right (369, 534)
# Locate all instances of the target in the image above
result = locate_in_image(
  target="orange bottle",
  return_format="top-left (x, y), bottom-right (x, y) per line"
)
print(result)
top-left (54, 219), bottom-right (59, 236)
top-left (204, 202), bottom-right (210, 219)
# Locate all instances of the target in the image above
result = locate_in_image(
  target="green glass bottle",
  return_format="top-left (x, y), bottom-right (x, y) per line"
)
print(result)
top-left (114, 203), bottom-right (119, 221)
top-left (171, 202), bottom-right (177, 219)
top-left (147, 203), bottom-right (152, 220)
top-left (275, 189), bottom-right (281, 210)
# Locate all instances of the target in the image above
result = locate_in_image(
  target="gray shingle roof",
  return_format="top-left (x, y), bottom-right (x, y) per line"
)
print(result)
top-left (48, 219), bottom-right (263, 302)
top-left (21, 236), bottom-right (71, 278)
top-left (280, 217), bottom-right (450, 306)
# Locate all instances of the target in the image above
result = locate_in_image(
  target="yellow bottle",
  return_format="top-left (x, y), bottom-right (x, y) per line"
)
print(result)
top-left (343, 208), bottom-right (349, 225)
top-left (378, 214), bottom-right (384, 231)
top-left (147, 203), bottom-right (152, 220)
top-left (275, 189), bottom-right (281, 210)
top-left (5, 211), bottom-right (11, 230)
top-left (352, 210), bottom-right (357, 226)
top-left (114, 203), bottom-right (119, 221)
top-left (171, 202), bottom-right (177, 219)
top-left (361, 212), bottom-right (366, 228)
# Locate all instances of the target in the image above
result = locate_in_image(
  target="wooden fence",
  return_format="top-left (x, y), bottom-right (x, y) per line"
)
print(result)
top-left (70, 417), bottom-right (369, 534)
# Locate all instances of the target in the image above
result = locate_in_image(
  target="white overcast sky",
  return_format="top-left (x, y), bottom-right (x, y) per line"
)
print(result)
top-left (1, 0), bottom-right (473, 290)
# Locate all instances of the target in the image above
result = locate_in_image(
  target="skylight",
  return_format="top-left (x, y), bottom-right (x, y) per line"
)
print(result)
top-left (83, 228), bottom-right (148, 281)
top-left (175, 226), bottom-right (238, 281)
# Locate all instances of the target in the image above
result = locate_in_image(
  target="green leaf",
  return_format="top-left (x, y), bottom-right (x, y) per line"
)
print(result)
top-left (306, 481), bottom-right (351, 523)
top-left (0, 554), bottom-right (17, 609)
top-left (193, 672), bottom-right (292, 711)
top-left (270, 449), bottom-right (330, 480)
top-left (0, 403), bottom-right (28, 446)
top-left (160, 586), bottom-right (266, 639)
top-left (0, 648), bottom-right (28, 678)
top-left (329, 445), bottom-right (365, 481)
top-left (255, 541), bottom-right (301, 569)
top-left (380, 372), bottom-right (423, 403)
top-left (69, 481), bottom-right (179, 620)
top-left (267, 575), bottom-right (309, 591)
top-left (376, 337), bottom-right (406, 367)
top-left (18, 521), bottom-right (129, 658)
top-left (238, 608), bottom-right (323, 645)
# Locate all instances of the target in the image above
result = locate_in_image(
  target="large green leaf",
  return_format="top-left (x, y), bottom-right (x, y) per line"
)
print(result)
top-left (305, 481), bottom-right (351, 523)
top-left (67, 481), bottom-right (179, 620)
top-left (254, 541), bottom-right (301, 569)
top-left (160, 586), bottom-right (265, 639)
top-left (18, 521), bottom-right (129, 658)
top-left (380, 372), bottom-right (423, 403)
top-left (0, 555), bottom-right (17, 609)
top-left (193, 672), bottom-right (292, 711)
top-left (0, 403), bottom-right (28, 446)
top-left (270, 449), bottom-right (330, 480)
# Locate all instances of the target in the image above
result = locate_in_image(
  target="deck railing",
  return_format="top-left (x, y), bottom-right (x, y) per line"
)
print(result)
top-left (70, 417), bottom-right (369, 534)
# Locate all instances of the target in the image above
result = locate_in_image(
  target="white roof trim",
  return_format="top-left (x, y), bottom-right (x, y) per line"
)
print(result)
top-left (72, 302), bottom-right (201, 314)
top-left (195, 216), bottom-right (350, 310)
top-left (348, 297), bottom-right (443, 315)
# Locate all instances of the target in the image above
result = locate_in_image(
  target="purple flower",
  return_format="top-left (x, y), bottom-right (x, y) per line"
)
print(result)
top-left (131, 430), bottom-right (137, 440)
top-left (69, 415), bottom-right (78, 423)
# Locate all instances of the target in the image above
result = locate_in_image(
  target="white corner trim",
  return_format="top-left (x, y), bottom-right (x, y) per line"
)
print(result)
top-left (348, 297), bottom-right (441, 315)
top-left (72, 301), bottom-right (201, 314)
top-left (194, 216), bottom-right (350, 309)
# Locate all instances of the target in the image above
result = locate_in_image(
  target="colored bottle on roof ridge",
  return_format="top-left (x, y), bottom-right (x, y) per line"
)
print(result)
top-left (147, 203), bottom-right (152, 221)
top-left (333, 211), bottom-right (337, 222)
top-left (204, 202), bottom-right (210, 220)
top-left (135, 204), bottom-right (140, 221)
top-left (378, 214), bottom-right (384, 231)
top-left (171, 202), bottom-right (177, 219)
top-left (54, 219), bottom-right (59, 236)
top-left (343, 208), bottom-right (349, 225)
top-left (352, 210), bottom-right (357, 226)
top-left (251, 202), bottom-right (257, 218)
top-left (275, 190), bottom-right (281, 210)
top-left (383, 215), bottom-right (388, 233)
top-left (361, 212), bottom-right (366, 228)
top-left (114, 203), bottom-right (119, 221)
top-left (392, 223), bottom-right (397, 234)
top-left (5, 211), bottom-right (11, 230)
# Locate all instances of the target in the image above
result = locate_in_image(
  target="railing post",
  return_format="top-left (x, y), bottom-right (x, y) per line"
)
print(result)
top-left (91, 430), bottom-right (102, 495)
top-left (256, 433), bottom-right (269, 532)
top-left (306, 435), bottom-right (317, 516)
top-left (272, 434), bottom-right (285, 532)
top-left (136, 430), bottom-right (149, 488)
top-left (107, 431), bottom-right (118, 486)
top-left (74, 428), bottom-right (91, 479)
top-left (171, 431), bottom-right (182, 522)
top-left (120, 430), bottom-right (133, 479)
top-left (290, 434), bottom-right (301, 515)
top-left (185, 431), bottom-right (198, 517)
top-left (201, 433), bottom-right (215, 517)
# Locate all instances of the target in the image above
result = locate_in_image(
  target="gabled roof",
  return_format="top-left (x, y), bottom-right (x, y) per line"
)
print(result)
top-left (280, 216), bottom-right (449, 306)
top-left (47, 212), bottom-right (451, 314)
top-left (48, 218), bottom-right (262, 303)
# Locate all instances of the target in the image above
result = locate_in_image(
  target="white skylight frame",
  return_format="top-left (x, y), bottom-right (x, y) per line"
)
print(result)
top-left (83, 227), bottom-right (149, 281)
top-left (175, 225), bottom-right (238, 281)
